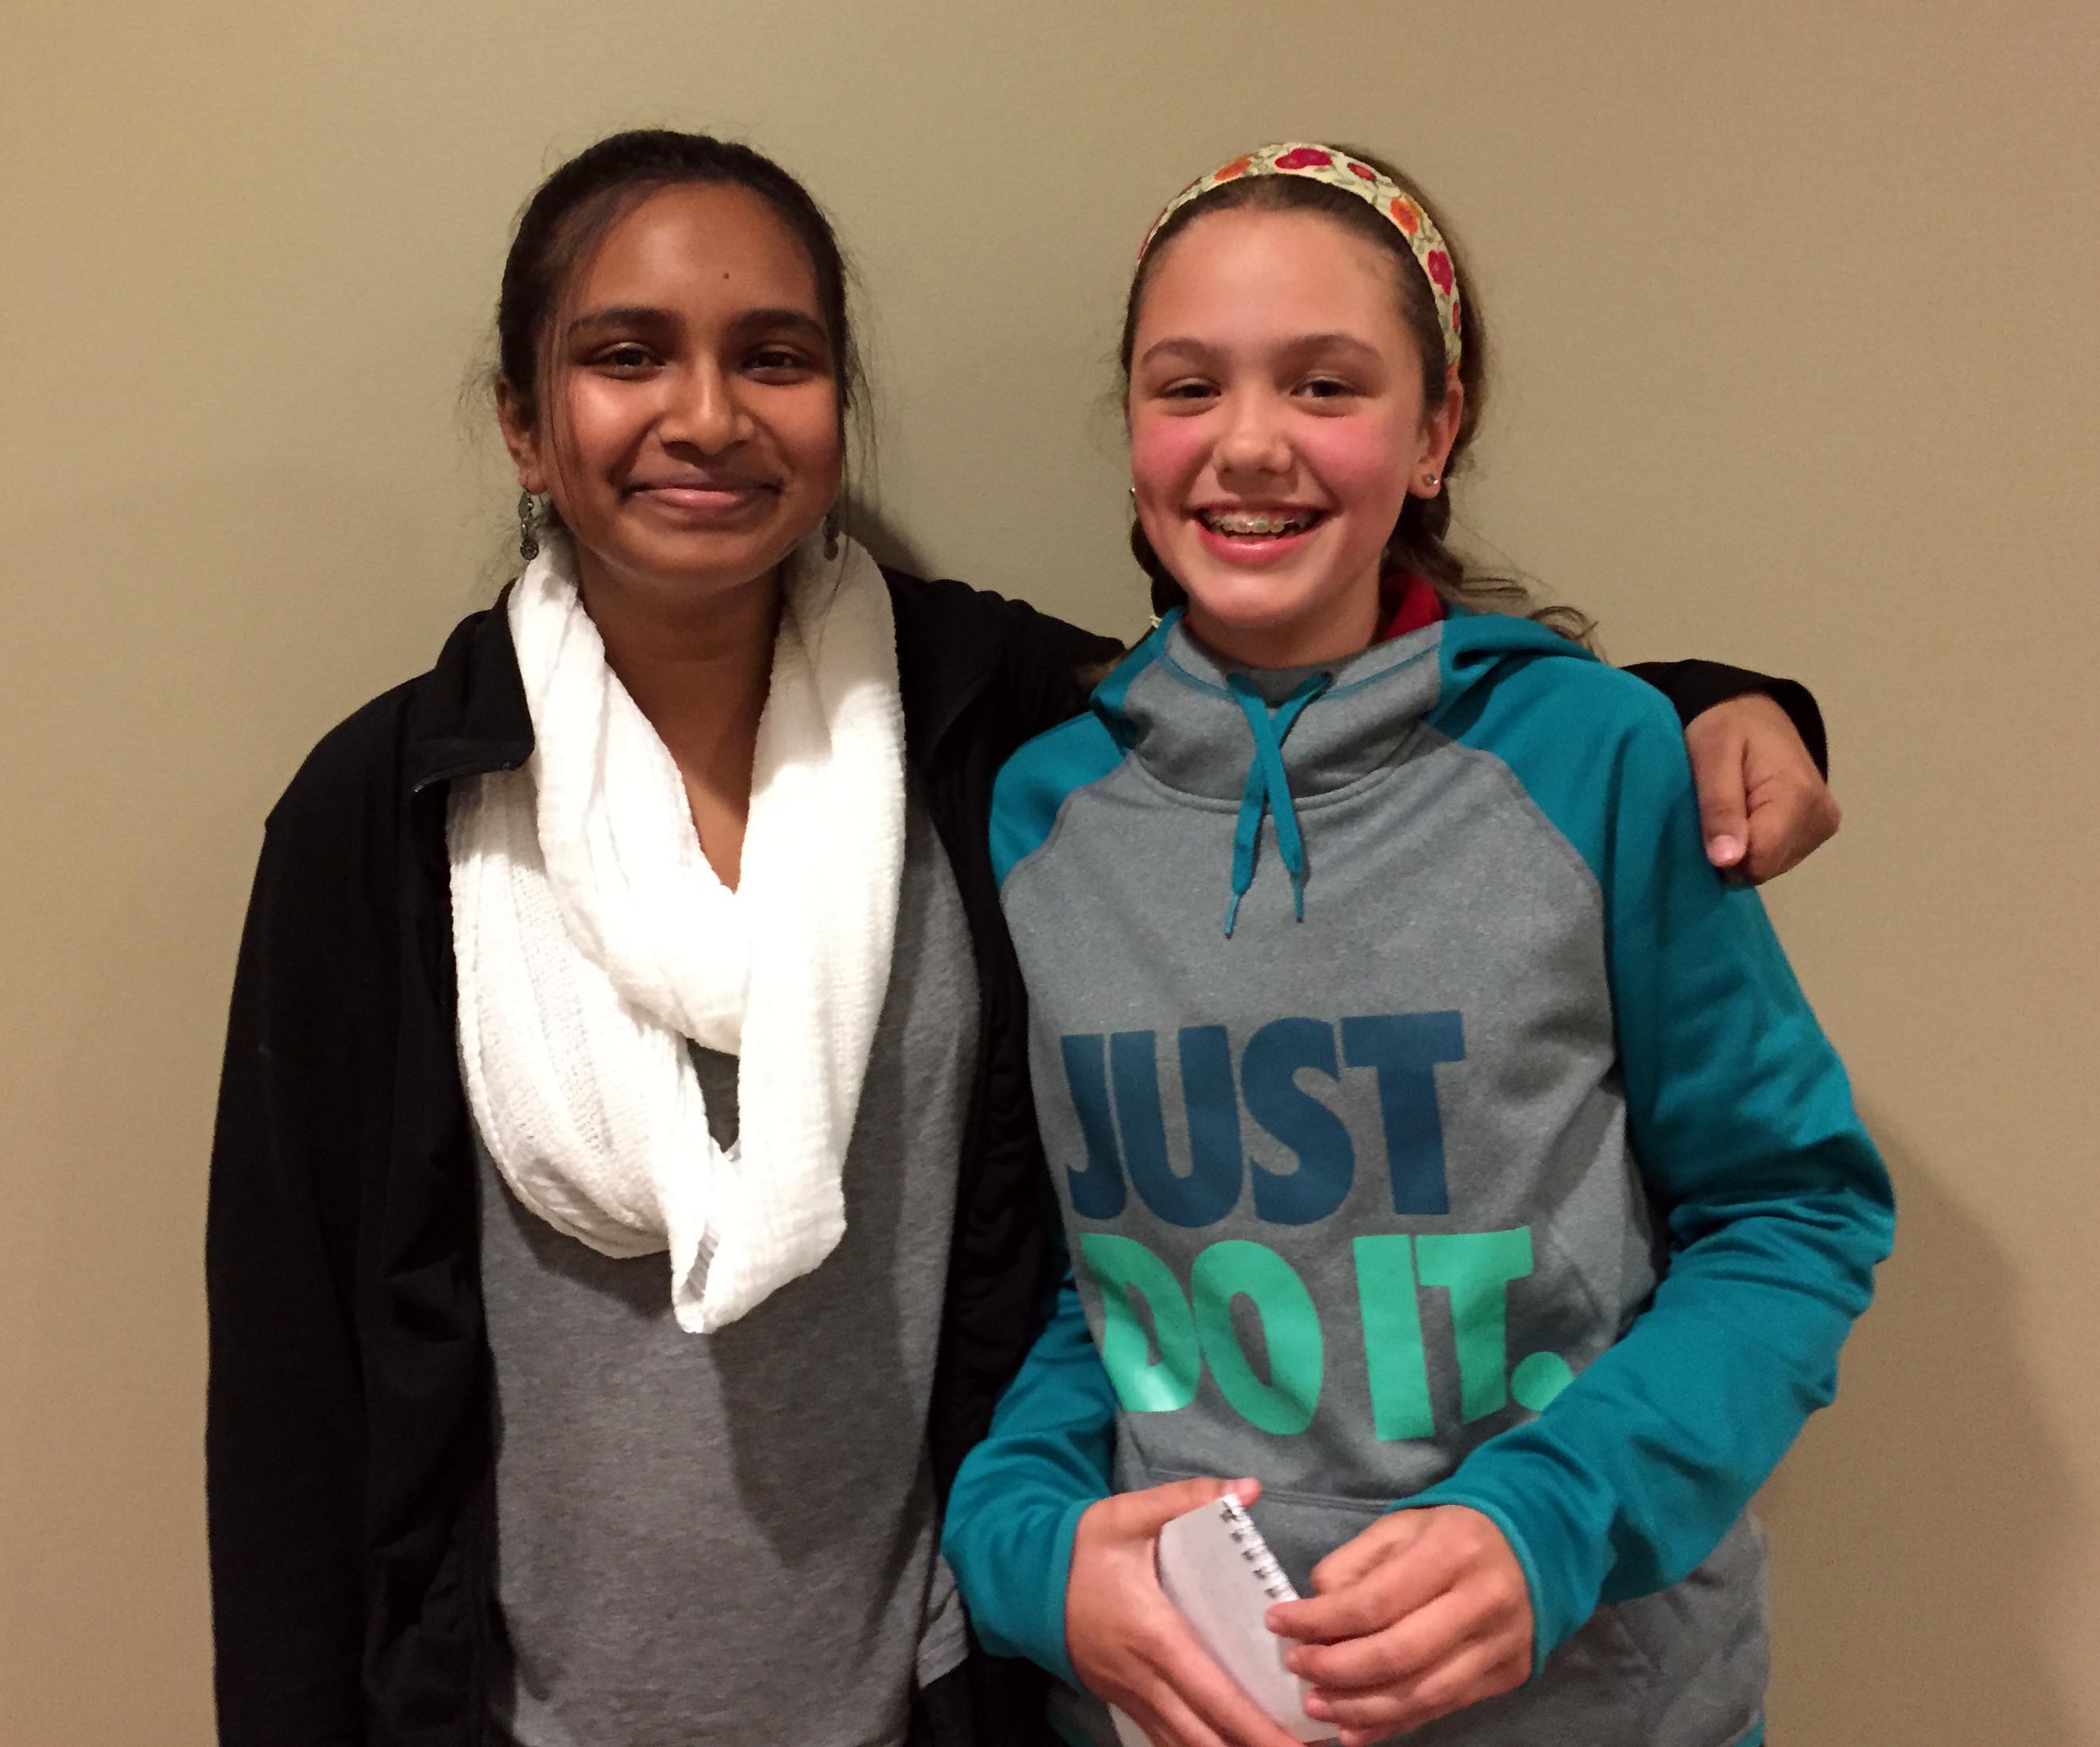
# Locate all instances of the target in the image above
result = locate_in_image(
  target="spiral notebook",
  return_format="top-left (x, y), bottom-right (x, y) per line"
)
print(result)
top-left (1109, 1494), bottom-right (1332, 1746)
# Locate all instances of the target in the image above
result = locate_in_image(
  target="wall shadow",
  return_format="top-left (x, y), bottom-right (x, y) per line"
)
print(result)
top-left (1760, 1109), bottom-right (2079, 1743)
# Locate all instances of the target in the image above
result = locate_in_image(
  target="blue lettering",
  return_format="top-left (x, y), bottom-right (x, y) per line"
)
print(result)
top-left (1241, 1017), bottom-right (1355, 1224)
top-left (1342, 1012), bottom-right (1464, 1215)
top-left (1170, 1025), bottom-right (1246, 1228)
top-left (1057, 1033), bottom-right (1126, 1220)
top-left (1112, 1029), bottom-right (1241, 1228)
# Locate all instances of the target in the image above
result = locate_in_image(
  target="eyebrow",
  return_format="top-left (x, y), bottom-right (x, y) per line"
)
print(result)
top-left (1138, 331), bottom-right (1386, 370)
top-left (566, 304), bottom-right (677, 340)
top-left (565, 304), bottom-right (832, 347)
top-left (731, 306), bottom-right (832, 346)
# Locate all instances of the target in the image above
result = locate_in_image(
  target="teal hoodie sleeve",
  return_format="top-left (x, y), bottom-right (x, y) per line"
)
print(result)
top-left (940, 1270), bottom-right (1116, 1686)
top-left (1409, 664), bottom-right (1894, 1666)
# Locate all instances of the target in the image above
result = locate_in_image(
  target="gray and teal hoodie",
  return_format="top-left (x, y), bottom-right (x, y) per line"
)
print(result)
top-left (941, 606), bottom-right (1893, 1747)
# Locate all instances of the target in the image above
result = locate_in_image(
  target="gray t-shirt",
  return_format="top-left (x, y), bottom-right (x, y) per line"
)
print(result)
top-left (478, 787), bottom-right (976, 1747)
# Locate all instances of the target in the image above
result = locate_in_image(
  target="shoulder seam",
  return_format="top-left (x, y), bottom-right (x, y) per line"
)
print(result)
top-left (990, 715), bottom-right (1127, 889)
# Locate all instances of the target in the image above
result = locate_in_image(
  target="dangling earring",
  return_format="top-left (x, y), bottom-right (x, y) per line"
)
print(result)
top-left (517, 489), bottom-right (541, 562)
top-left (822, 508), bottom-right (841, 562)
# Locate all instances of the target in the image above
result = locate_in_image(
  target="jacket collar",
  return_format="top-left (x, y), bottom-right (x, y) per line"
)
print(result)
top-left (884, 567), bottom-right (1006, 770)
top-left (402, 584), bottom-right (535, 796)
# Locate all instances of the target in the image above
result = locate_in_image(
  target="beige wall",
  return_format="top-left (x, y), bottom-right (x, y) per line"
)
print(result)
top-left (5, 3), bottom-right (2095, 1741)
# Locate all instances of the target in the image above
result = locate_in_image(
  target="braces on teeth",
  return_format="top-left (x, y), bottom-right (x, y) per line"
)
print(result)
top-left (1208, 512), bottom-right (1314, 535)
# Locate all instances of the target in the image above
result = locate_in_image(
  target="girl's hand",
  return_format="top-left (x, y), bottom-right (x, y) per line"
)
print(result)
top-left (1685, 691), bottom-right (1841, 883)
top-left (1265, 1505), bottom-right (1532, 1746)
top-left (1067, 1477), bottom-right (1305, 1747)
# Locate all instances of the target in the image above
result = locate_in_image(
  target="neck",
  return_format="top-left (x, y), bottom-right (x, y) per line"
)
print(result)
top-left (578, 558), bottom-right (784, 884)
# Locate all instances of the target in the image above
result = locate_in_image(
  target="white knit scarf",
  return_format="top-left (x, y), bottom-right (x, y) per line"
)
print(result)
top-left (447, 530), bottom-right (906, 1333)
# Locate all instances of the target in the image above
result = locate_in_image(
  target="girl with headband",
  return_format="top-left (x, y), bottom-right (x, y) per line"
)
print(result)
top-left (208, 130), bottom-right (1847, 1747)
top-left (943, 145), bottom-right (1892, 1747)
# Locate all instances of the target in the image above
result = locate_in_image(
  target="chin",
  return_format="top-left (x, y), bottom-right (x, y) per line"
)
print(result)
top-left (1188, 604), bottom-right (1312, 645)
top-left (1180, 573), bottom-right (1325, 634)
top-left (644, 527), bottom-right (807, 594)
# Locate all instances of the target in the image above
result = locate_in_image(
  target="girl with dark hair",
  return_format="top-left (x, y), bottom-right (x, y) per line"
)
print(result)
top-left (943, 146), bottom-right (1891, 1747)
top-left (207, 130), bottom-right (1845, 1747)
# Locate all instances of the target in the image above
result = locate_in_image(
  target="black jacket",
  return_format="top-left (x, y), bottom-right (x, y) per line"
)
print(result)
top-left (204, 573), bottom-right (1820, 1746)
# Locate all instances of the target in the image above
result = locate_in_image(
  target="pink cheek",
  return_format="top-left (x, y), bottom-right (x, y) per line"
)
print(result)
top-left (1293, 418), bottom-right (1414, 516)
top-left (1128, 414), bottom-right (1210, 512)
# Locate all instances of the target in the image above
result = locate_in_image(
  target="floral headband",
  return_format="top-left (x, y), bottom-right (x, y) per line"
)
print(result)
top-left (1138, 142), bottom-right (1462, 370)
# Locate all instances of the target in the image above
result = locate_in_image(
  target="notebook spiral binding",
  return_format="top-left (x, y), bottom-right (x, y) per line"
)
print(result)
top-left (1217, 1496), bottom-right (1297, 1604)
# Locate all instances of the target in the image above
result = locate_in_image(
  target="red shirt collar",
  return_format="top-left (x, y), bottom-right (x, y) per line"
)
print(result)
top-left (1378, 571), bottom-right (1445, 642)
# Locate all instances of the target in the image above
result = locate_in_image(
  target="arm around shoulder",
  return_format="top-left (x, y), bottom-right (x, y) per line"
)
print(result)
top-left (886, 566), bottom-right (1125, 752)
top-left (1621, 658), bottom-right (1826, 776)
top-left (1625, 658), bottom-right (1839, 882)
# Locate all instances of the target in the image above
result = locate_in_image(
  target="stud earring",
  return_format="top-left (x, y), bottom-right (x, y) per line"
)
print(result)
top-left (1422, 471), bottom-right (1441, 491)
top-left (517, 489), bottom-right (542, 562)
top-left (822, 508), bottom-right (841, 561)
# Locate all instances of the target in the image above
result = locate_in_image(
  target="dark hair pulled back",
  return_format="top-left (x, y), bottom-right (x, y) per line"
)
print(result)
top-left (1119, 146), bottom-right (1588, 642)
top-left (496, 128), bottom-right (864, 484)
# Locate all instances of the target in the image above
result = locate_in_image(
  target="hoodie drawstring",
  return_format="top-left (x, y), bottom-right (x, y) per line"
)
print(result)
top-left (1224, 671), bottom-right (1332, 937)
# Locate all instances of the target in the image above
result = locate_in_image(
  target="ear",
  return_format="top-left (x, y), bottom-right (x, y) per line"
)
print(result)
top-left (1411, 371), bottom-right (1465, 496)
top-left (496, 381), bottom-right (549, 496)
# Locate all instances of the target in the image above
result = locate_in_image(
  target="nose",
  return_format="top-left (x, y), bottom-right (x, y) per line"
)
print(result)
top-left (658, 360), bottom-right (752, 454)
top-left (1212, 387), bottom-right (1293, 478)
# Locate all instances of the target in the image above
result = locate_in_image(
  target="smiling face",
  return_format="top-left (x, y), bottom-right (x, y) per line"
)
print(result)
top-left (1126, 206), bottom-right (1462, 668)
top-left (500, 181), bottom-right (842, 609)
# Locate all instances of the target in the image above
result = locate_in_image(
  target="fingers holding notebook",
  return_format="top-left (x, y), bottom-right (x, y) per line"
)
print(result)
top-left (1266, 1504), bottom-right (1532, 1745)
top-left (1068, 1478), bottom-right (1305, 1747)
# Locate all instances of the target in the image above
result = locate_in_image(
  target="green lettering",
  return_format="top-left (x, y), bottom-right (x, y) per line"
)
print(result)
top-left (1078, 1233), bottom-right (1200, 1413)
top-left (1511, 1350), bottom-right (1576, 1413)
top-left (1416, 1228), bottom-right (1534, 1423)
top-left (1190, 1240), bottom-right (1323, 1436)
top-left (1353, 1234), bottom-right (1435, 1441)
